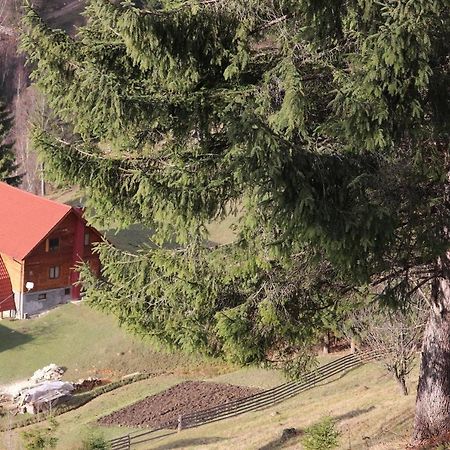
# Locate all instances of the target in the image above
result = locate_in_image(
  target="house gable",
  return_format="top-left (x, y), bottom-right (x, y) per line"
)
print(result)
top-left (0, 182), bottom-right (71, 261)
top-left (0, 183), bottom-right (104, 318)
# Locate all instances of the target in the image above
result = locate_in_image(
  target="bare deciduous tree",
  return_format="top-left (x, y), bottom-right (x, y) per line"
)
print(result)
top-left (351, 301), bottom-right (426, 395)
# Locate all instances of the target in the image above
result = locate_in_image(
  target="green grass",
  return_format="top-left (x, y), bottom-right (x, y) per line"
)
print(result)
top-left (46, 188), bottom-right (84, 206)
top-left (104, 224), bottom-right (158, 252)
top-left (32, 190), bottom-right (417, 448)
top-left (2, 357), bottom-right (418, 450)
top-left (138, 362), bottom-right (416, 450)
top-left (49, 187), bottom-right (239, 248)
top-left (206, 213), bottom-right (239, 245)
top-left (208, 366), bottom-right (285, 389)
top-left (0, 303), bottom-right (230, 385)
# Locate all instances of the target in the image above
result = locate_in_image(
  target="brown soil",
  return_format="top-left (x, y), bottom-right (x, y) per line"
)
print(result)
top-left (98, 381), bottom-right (262, 429)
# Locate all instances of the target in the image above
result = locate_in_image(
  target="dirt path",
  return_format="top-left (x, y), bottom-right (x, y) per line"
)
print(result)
top-left (98, 381), bottom-right (263, 429)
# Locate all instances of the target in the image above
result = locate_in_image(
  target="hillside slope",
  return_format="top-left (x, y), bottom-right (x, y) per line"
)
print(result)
top-left (3, 357), bottom-right (417, 449)
top-left (0, 303), bottom-right (229, 384)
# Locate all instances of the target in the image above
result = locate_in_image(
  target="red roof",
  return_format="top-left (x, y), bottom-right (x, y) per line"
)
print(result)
top-left (0, 182), bottom-right (72, 260)
top-left (0, 256), bottom-right (14, 312)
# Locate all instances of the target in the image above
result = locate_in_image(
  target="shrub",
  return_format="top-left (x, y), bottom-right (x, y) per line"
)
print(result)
top-left (21, 419), bottom-right (59, 450)
top-left (80, 431), bottom-right (111, 450)
top-left (302, 416), bottom-right (340, 450)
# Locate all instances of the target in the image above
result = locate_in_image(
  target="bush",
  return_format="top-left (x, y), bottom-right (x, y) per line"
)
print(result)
top-left (302, 416), bottom-right (340, 450)
top-left (21, 419), bottom-right (59, 450)
top-left (80, 431), bottom-right (111, 450)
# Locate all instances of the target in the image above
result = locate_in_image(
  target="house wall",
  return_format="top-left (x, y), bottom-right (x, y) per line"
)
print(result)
top-left (0, 255), bottom-right (16, 316)
top-left (21, 287), bottom-right (72, 317)
top-left (23, 213), bottom-right (102, 293)
top-left (24, 214), bottom-right (77, 292)
top-left (4, 211), bottom-right (102, 318)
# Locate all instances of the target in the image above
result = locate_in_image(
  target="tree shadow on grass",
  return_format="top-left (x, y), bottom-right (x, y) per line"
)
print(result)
top-left (258, 428), bottom-right (303, 450)
top-left (334, 405), bottom-right (376, 422)
top-left (0, 323), bottom-right (32, 352)
top-left (257, 405), bottom-right (376, 449)
top-left (20, 320), bottom-right (59, 344)
top-left (360, 408), bottom-right (413, 449)
top-left (149, 436), bottom-right (226, 449)
top-left (314, 365), bottom-right (365, 388)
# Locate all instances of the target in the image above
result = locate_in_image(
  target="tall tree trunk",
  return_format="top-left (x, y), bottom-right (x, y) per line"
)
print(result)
top-left (413, 264), bottom-right (450, 442)
top-left (322, 332), bottom-right (330, 355)
top-left (350, 337), bottom-right (356, 354)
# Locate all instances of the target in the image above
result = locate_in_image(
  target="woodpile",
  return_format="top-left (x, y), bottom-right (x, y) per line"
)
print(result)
top-left (73, 377), bottom-right (104, 393)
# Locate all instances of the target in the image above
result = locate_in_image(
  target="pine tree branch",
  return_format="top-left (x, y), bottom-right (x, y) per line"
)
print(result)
top-left (108, 0), bottom-right (223, 16)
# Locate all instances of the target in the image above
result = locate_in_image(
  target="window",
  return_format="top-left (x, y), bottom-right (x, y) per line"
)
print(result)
top-left (46, 237), bottom-right (60, 252)
top-left (38, 293), bottom-right (47, 300)
top-left (49, 266), bottom-right (60, 279)
top-left (84, 232), bottom-right (90, 246)
top-left (64, 288), bottom-right (71, 296)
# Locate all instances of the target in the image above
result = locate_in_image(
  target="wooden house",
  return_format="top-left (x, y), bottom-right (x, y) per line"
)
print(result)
top-left (0, 182), bottom-right (102, 319)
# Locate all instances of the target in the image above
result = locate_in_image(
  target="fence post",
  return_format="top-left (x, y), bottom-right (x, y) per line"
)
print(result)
top-left (126, 434), bottom-right (131, 450)
top-left (178, 414), bottom-right (183, 432)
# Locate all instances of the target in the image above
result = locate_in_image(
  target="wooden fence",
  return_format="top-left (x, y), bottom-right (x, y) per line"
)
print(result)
top-left (108, 349), bottom-right (384, 450)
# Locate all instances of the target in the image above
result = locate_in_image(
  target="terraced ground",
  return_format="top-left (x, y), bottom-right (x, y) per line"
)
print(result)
top-left (0, 301), bottom-right (419, 449)
top-left (1, 352), bottom-right (417, 449)
top-left (98, 381), bottom-right (263, 429)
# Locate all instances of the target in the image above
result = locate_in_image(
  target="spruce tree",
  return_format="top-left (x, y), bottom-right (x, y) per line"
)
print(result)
top-left (21, 0), bottom-right (449, 443)
top-left (0, 102), bottom-right (21, 186)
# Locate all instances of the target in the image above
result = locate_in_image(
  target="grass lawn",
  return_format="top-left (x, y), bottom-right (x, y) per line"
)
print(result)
top-left (6, 190), bottom-right (414, 449)
top-left (48, 187), bottom-right (239, 248)
top-left (2, 357), bottom-right (417, 449)
top-left (0, 303), bottom-right (230, 385)
top-left (122, 361), bottom-right (416, 450)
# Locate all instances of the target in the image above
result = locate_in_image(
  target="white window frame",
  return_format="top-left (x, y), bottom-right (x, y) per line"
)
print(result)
top-left (49, 266), bottom-right (60, 279)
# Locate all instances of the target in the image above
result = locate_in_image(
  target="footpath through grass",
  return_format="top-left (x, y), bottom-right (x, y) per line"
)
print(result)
top-left (0, 303), bottom-right (230, 385)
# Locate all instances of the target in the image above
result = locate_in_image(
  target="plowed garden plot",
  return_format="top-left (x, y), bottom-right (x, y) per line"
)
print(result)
top-left (98, 381), bottom-right (262, 429)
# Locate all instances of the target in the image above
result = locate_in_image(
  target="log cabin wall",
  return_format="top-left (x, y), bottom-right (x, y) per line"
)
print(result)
top-left (23, 211), bottom-right (102, 293)
top-left (0, 182), bottom-right (104, 318)
top-left (0, 254), bottom-right (17, 316)
top-left (19, 211), bottom-right (102, 317)
top-left (24, 213), bottom-right (77, 292)
top-left (82, 229), bottom-right (102, 277)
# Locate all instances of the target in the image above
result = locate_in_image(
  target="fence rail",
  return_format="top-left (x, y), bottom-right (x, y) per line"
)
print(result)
top-left (107, 349), bottom-right (385, 449)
